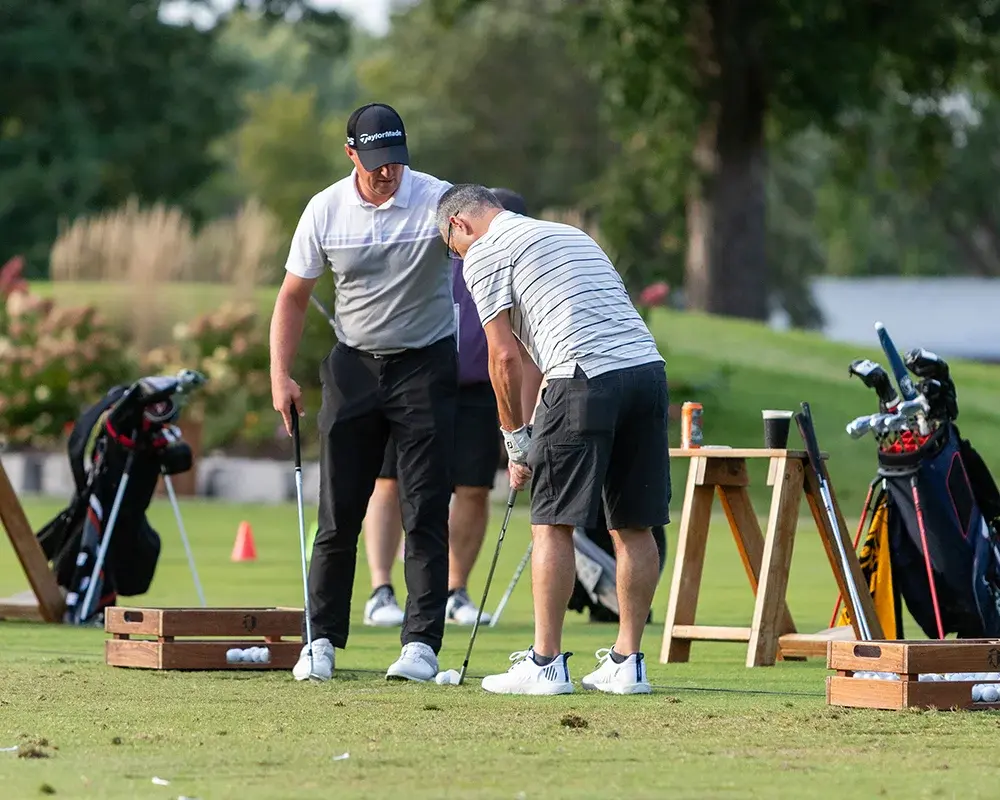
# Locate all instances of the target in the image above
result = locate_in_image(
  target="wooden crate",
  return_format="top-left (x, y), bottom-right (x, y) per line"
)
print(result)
top-left (827, 639), bottom-right (1000, 710)
top-left (105, 607), bottom-right (303, 671)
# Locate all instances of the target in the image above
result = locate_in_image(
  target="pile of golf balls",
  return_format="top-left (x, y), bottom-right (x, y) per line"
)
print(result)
top-left (226, 646), bottom-right (271, 664)
top-left (851, 670), bottom-right (1000, 702)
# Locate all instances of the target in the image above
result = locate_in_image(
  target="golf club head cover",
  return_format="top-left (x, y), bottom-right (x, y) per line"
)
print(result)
top-left (905, 348), bottom-right (950, 381)
top-left (848, 359), bottom-right (898, 412)
top-left (920, 378), bottom-right (959, 422)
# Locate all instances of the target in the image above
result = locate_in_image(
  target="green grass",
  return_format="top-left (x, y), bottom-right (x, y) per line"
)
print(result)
top-left (3, 498), bottom-right (1000, 799)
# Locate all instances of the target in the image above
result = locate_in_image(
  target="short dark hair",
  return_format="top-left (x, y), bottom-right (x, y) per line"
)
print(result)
top-left (489, 188), bottom-right (528, 216)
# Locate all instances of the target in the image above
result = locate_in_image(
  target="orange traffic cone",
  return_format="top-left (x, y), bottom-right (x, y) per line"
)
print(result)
top-left (231, 521), bottom-right (257, 562)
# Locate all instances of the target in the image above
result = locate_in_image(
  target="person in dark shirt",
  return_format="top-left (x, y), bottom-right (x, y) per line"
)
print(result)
top-left (361, 189), bottom-right (542, 628)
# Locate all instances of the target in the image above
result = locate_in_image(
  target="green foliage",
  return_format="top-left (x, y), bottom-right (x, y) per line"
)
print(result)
top-left (0, 290), bottom-right (135, 450)
top-left (0, 0), bottom-right (244, 276)
top-left (234, 86), bottom-right (342, 238)
top-left (360, 0), bottom-right (611, 212)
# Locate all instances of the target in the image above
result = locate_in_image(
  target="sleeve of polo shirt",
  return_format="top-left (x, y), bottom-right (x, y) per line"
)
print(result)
top-left (463, 242), bottom-right (512, 327)
top-left (284, 197), bottom-right (327, 280)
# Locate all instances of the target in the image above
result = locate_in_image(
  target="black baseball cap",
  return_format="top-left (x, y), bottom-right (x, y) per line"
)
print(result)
top-left (490, 187), bottom-right (528, 216)
top-left (346, 103), bottom-right (409, 171)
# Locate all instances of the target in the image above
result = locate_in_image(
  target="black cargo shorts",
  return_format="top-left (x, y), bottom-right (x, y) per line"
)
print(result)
top-left (527, 361), bottom-right (671, 530)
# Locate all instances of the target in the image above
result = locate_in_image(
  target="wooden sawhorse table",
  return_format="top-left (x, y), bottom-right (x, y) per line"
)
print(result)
top-left (659, 448), bottom-right (881, 667)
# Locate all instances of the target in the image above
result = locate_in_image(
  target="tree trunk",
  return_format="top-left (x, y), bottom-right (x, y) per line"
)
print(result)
top-left (684, 1), bottom-right (769, 320)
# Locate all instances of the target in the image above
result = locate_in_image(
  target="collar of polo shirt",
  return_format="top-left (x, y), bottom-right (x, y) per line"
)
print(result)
top-left (347, 165), bottom-right (413, 210)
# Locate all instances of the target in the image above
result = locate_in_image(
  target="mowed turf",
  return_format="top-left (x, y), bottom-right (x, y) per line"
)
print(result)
top-left (3, 497), bottom-right (1000, 799)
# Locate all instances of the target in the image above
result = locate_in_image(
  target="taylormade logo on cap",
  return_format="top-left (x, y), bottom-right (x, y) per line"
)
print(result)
top-left (359, 130), bottom-right (403, 145)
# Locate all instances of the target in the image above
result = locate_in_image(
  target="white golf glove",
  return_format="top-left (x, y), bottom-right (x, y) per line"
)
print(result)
top-left (502, 424), bottom-right (532, 465)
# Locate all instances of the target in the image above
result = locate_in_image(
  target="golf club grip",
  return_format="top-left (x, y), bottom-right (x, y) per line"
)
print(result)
top-left (875, 323), bottom-right (917, 400)
top-left (290, 402), bottom-right (302, 468)
top-left (795, 403), bottom-right (826, 482)
top-left (507, 486), bottom-right (517, 507)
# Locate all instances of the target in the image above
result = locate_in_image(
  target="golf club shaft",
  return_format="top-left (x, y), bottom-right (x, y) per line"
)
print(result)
top-left (291, 404), bottom-right (315, 663)
top-left (309, 295), bottom-right (337, 330)
top-left (459, 486), bottom-right (517, 684)
top-left (490, 541), bottom-right (532, 628)
top-left (162, 472), bottom-right (206, 607)
top-left (797, 404), bottom-right (872, 640)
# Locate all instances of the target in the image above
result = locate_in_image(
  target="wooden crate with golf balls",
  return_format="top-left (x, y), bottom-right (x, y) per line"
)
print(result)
top-left (827, 639), bottom-right (1000, 710)
top-left (105, 607), bottom-right (303, 671)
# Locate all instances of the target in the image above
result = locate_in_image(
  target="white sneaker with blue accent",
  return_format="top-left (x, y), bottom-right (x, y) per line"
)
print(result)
top-left (364, 585), bottom-right (405, 627)
top-left (581, 648), bottom-right (651, 694)
top-left (446, 588), bottom-right (490, 626)
top-left (481, 648), bottom-right (574, 695)
top-left (385, 642), bottom-right (439, 682)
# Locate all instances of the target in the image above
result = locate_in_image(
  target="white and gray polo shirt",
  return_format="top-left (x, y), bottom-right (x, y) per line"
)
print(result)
top-left (285, 167), bottom-right (455, 355)
top-left (462, 211), bottom-right (664, 379)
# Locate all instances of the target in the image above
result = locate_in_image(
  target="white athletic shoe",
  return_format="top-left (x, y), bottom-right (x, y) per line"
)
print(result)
top-left (581, 648), bottom-right (651, 695)
top-left (481, 648), bottom-right (574, 695)
top-left (292, 637), bottom-right (335, 682)
top-left (385, 642), bottom-right (439, 682)
top-left (446, 588), bottom-right (491, 626)
top-left (364, 585), bottom-right (405, 627)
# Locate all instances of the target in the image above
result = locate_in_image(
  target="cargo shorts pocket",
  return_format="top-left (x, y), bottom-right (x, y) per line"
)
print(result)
top-left (566, 385), bottom-right (616, 436)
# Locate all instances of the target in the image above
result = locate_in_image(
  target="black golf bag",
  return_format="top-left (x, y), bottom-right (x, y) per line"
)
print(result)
top-left (568, 504), bottom-right (668, 623)
top-left (36, 374), bottom-right (198, 625)
top-left (878, 421), bottom-right (1000, 639)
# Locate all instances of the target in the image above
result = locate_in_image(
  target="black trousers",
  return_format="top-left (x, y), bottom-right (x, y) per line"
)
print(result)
top-left (308, 336), bottom-right (458, 653)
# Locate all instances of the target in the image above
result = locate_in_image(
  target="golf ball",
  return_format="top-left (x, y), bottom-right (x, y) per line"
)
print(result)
top-left (435, 669), bottom-right (461, 686)
top-left (260, 648), bottom-right (271, 664)
top-left (983, 684), bottom-right (1000, 703)
top-left (973, 684), bottom-right (985, 702)
top-left (226, 648), bottom-right (242, 664)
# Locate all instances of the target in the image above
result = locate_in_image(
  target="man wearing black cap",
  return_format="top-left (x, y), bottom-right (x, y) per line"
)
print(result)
top-left (269, 102), bottom-right (459, 683)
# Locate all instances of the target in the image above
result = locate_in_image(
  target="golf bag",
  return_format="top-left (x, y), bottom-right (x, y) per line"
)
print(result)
top-left (36, 374), bottom-right (199, 625)
top-left (877, 421), bottom-right (1000, 639)
top-left (568, 505), bottom-right (668, 623)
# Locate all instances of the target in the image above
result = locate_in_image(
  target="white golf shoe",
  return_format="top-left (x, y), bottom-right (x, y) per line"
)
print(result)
top-left (581, 648), bottom-right (651, 695)
top-left (364, 585), bottom-right (405, 627)
top-left (446, 588), bottom-right (491, 626)
top-left (386, 642), bottom-right (439, 682)
top-left (292, 637), bottom-right (335, 682)
top-left (481, 648), bottom-right (574, 695)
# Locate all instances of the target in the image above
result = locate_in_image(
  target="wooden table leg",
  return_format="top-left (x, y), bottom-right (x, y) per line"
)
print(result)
top-left (660, 457), bottom-right (715, 664)
top-left (747, 457), bottom-right (805, 667)
top-left (0, 459), bottom-right (64, 622)
top-left (717, 484), bottom-right (798, 638)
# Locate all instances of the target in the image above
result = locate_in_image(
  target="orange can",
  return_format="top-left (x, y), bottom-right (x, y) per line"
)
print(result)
top-left (681, 401), bottom-right (703, 449)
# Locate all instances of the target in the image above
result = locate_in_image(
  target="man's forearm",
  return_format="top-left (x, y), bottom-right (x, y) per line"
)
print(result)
top-left (269, 292), bottom-right (308, 380)
top-left (489, 346), bottom-right (524, 432)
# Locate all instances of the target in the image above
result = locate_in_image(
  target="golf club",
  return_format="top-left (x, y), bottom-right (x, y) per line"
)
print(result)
top-left (309, 295), bottom-right (337, 331)
top-left (161, 426), bottom-right (206, 607)
top-left (490, 541), bottom-right (532, 628)
top-left (291, 402), bottom-right (322, 681)
top-left (797, 402), bottom-right (873, 640)
top-left (848, 359), bottom-right (899, 412)
top-left (458, 486), bottom-right (518, 685)
top-left (846, 414), bottom-right (877, 439)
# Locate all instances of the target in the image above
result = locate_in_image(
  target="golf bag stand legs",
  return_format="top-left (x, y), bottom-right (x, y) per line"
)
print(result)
top-left (162, 472), bottom-right (206, 607)
top-left (77, 449), bottom-right (136, 623)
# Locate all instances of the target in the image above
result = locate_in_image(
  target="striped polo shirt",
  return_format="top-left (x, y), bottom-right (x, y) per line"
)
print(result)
top-left (284, 167), bottom-right (456, 355)
top-left (462, 211), bottom-right (664, 379)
